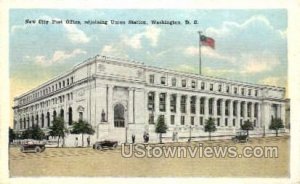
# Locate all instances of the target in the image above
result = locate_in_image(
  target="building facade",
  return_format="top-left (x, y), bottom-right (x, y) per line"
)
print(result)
top-left (13, 55), bottom-right (288, 146)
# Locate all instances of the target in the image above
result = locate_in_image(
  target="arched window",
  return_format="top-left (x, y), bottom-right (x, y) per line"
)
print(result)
top-left (53, 110), bottom-right (57, 119)
top-left (47, 112), bottom-right (50, 127)
top-left (114, 104), bottom-right (125, 127)
top-left (68, 107), bottom-right (73, 125)
top-left (41, 113), bottom-right (44, 128)
top-left (60, 109), bottom-right (64, 119)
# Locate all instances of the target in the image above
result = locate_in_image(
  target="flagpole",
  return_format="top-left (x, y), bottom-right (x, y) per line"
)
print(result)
top-left (198, 31), bottom-right (202, 75)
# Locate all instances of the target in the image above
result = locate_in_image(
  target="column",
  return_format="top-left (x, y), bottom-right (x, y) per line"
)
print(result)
top-left (243, 101), bottom-right (247, 119)
top-left (236, 101), bottom-right (241, 128)
top-left (280, 103), bottom-right (286, 125)
top-left (213, 98), bottom-right (217, 118)
top-left (204, 97), bottom-right (209, 120)
top-left (229, 100), bottom-right (233, 127)
top-left (107, 85), bottom-right (113, 124)
top-left (165, 93), bottom-right (170, 125)
top-left (221, 99), bottom-right (225, 126)
top-left (257, 103), bottom-right (261, 128)
top-left (251, 102), bottom-right (255, 122)
top-left (128, 88), bottom-right (134, 124)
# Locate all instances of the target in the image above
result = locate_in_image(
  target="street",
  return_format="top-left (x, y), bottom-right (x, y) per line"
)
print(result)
top-left (9, 136), bottom-right (289, 177)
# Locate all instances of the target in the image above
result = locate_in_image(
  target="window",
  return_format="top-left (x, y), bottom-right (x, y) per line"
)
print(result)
top-left (161, 76), bottom-right (166, 85)
top-left (255, 90), bottom-right (258, 96)
top-left (190, 96), bottom-right (196, 114)
top-left (209, 98), bottom-right (213, 115)
top-left (200, 98), bottom-right (205, 115)
top-left (181, 116), bottom-right (185, 125)
top-left (210, 83), bottom-right (214, 91)
top-left (200, 117), bottom-right (204, 125)
top-left (201, 82), bottom-right (205, 90)
top-left (240, 102), bottom-right (244, 117)
top-left (191, 80), bottom-right (196, 88)
top-left (182, 79), bottom-right (187, 87)
top-left (170, 94), bottom-right (176, 112)
top-left (217, 100), bottom-right (221, 116)
top-left (170, 115), bottom-right (175, 125)
top-left (63, 81), bottom-right (65, 87)
top-left (67, 79), bottom-right (70, 85)
top-left (248, 89), bottom-right (252, 96)
top-left (218, 84), bottom-right (222, 92)
top-left (71, 77), bottom-right (74, 83)
top-left (79, 112), bottom-right (83, 121)
top-left (59, 82), bottom-right (61, 89)
top-left (226, 85), bottom-right (230, 93)
top-left (225, 118), bottom-right (228, 126)
top-left (180, 96), bottom-right (186, 113)
top-left (254, 104), bottom-right (258, 118)
top-left (159, 93), bottom-right (166, 112)
top-left (225, 100), bottom-right (229, 116)
top-left (234, 87), bottom-right (238, 94)
top-left (149, 114), bottom-right (154, 124)
top-left (148, 92), bottom-right (155, 111)
top-left (233, 101), bottom-right (237, 116)
top-left (233, 119), bottom-right (236, 126)
top-left (191, 117), bottom-right (195, 125)
top-left (247, 103), bottom-right (251, 117)
top-left (217, 118), bottom-right (220, 126)
top-left (171, 78), bottom-right (176, 87)
top-left (149, 75), bottom-right (155, 84)
top-left (241, 88), bottom-right (245, 95)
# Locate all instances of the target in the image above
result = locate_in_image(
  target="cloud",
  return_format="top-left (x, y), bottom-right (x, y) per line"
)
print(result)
top-left (184, 46), bottom-right (236, 63)
top-left (240, 52), bottom-right (280, 74)
top-left (100, 44), bottom-right (129, 58)
top-left (63, 24), bottom-right (90, 44)
top-left (258, 76), bottom-right (286, 87)
top-left (206, 15), bottom-right (283, 38)
top-left (122, 26), bottom-right (161, 49)
top-left (34, 49), bottom-right (87, 66)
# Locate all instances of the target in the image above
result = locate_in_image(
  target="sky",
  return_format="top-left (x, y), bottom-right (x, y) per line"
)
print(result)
top-left (9, 9), bottom-right (287, 122)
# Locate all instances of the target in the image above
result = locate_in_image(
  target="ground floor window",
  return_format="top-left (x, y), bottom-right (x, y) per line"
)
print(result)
top-left (170, 115), bottom-right (175, 125)
top-left (181, 116), bottom-right (185, 125)
top-left (191, 116), bottom-right (194, 125)
top-left (233, 119), bottom-right (236, 126)
top-left (225, 118), bottom-right (228, 126)
top-left (199, 117), bottom-right (203, 125)
top-left (217, 118), bottom-right (220, 126)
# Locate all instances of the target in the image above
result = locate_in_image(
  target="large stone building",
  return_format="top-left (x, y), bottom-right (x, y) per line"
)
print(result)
top-left (13, 55), bottom-right (288, 146)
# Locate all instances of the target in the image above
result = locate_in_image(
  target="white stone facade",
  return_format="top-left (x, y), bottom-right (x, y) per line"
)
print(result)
top-left (13, 55), bottom-right (288, 146)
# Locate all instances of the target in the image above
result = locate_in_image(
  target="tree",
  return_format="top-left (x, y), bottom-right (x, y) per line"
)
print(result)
top-left (241, 120), bottom-right (254, 136)
top-left (9, 127), bottom-right (16, 144)
top-left (31, 125), bottom-right (45, 140)
top-left (71, 120), bottom-right (95, 147)
top-left (49, 117), bottom-right (68, 147)
top-left (155, 115), bottom-right (168, 143)
top-left (269, 118), bottom-right (284, 137)
top-left (204, 117), bottom-right (217, 141)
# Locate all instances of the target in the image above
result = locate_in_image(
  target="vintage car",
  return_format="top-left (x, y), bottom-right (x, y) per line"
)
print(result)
top-left (93, 140), bottom-right (118, 150)
top-left (232, 131), bottom-right (249, 143)
top-left (20, 141), bottom-right (46, 153)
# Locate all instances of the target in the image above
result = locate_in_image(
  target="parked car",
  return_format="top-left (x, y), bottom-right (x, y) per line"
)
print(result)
top-left (20, 141), bottom-right (46, 153)
top-left (93, 140), bottom-right (118, 150)
top-left (232, 131), bottom-right (249, 143)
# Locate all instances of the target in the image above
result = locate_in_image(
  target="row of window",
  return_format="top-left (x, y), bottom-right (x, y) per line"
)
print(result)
top-left (18, 92), bottom-right (73, 114)
top-left (148, 92), bottom-right (259, 117)
top-left (149, 74), bottom-right (259, 97)
top-left (18, 107), bottom-right (84, 130)
top-left (19, 76), bottom-right (74, 105)
top-left (150, 115), bottom-right (258, 127)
